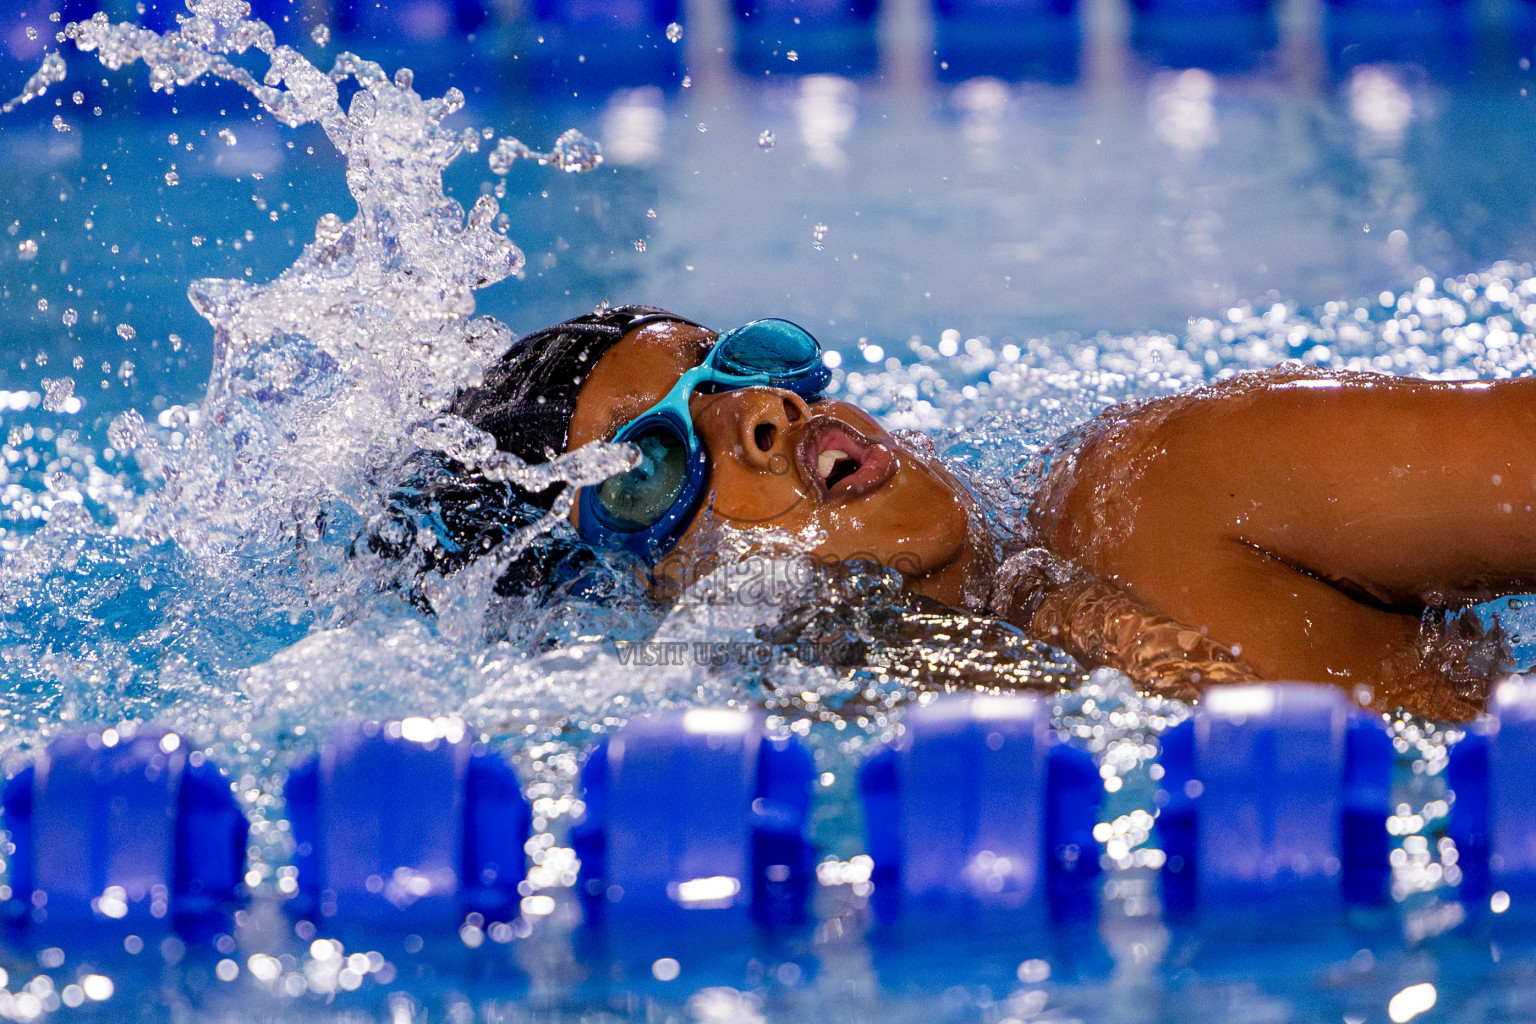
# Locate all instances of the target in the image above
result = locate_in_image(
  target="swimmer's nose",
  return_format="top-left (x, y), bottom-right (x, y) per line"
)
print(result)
top-left (699, 387), bottom-right (810, 474)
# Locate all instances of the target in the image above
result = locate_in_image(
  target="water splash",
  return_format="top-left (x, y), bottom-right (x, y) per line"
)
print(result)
top-left (1, 0), bottom-right (627, 771)
top-left (0, 51), bottom-right (66, 114)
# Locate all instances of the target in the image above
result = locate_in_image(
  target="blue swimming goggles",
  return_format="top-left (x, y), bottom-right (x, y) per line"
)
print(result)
top-left (576, 318), bottom-right (832, 562)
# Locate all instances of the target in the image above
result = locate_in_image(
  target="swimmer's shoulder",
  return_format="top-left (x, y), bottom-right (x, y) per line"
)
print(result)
top-left (1025, 365), bottom-right (1383, 552)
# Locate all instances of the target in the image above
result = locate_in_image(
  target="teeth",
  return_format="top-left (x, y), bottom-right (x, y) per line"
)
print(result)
top-left (818, 449), bottom-right (850, 481)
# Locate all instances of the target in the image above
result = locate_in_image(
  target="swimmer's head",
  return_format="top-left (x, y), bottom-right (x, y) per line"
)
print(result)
top-left (450, 305), bottom-right (706, 502)
top-left (457, 306), bottom-right (985, 607)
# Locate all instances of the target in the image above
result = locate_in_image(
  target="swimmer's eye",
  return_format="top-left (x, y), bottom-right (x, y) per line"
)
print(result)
top-left (595, 426), bottom-right (689, 529)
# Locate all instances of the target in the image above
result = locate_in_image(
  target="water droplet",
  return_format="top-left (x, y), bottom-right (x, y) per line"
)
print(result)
top-left (107, 409), bottom-right (146, 452)
top-left (62, 307), bottom-right (77, 326)
top-left (786, 50), bottom-right (799, 62)
top-left (350, 89), bottom-right (376, 126)
top-left (314, 212), bottom-right (344, 242)
top-left (547, 129), bottom-right (602, 173)
top-left (17, 239), bottom-right (38, 261)
top-left (164, 170), bottom-right (179, 186)
top-left (310, 23), bottom-right (330, 46)
top-left (812, 222), bottom-right (827, 249)
top-left (758, 129), bottom-right (775, 151)
top-left (117, 323), bottom-right (136, 341)
top-left (665, 22), bottom-right (683, 43)
top-left (40, 377), bottom-right (75, 413)
top-left (633, 238), bottom-right (646, 252)
top-left (51, 113), bottom-right (69, 132)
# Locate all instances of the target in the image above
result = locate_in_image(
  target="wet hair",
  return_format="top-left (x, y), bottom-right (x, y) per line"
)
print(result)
top-left (450, 304), bottom-right (705, 504)
top-left (367, 306), bottom-right (709, 601)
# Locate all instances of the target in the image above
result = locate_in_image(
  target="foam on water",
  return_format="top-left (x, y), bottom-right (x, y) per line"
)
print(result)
top-left (2, 5), bottom-right (1536, 1006)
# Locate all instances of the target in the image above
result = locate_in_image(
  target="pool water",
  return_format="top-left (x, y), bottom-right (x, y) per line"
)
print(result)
top-left (2, 1), bottom-right (1536, 1020)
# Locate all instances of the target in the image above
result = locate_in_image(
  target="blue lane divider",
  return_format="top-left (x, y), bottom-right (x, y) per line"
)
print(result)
top-left (332, 0), bottom-right (491, 41)
top-left (572, 709), bottom-right (815, 932)
top-left (531, 0), bottom-right (681, 30)
top-left (1, 727), bottom-right (245, 939)
top-left (1445, 678), bottom-right (1536, 915)
top-left (1128, 0), bottom-right (1277, 73)
top-left (859, 694), bottom-right (1101, 927)
top-left (519, 0), bottom-right (684, 94)
top-left (933, 0), bottom-right (1080, 84)
top-left (733, 0), bottom-right (880, 78)
top-left (1156, 683), bottom-right (1393, 917)
top-left (285, 719), bottom-right (530, 930)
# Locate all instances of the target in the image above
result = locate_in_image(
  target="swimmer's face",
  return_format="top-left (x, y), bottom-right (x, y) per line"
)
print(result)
top-left (567, 320), bottom-right (982, 605)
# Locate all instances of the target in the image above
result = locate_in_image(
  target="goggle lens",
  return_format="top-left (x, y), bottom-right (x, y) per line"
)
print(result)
top-left (595, 425), bottom-right (691, 529)
top-left (714, 318), bottom-right (822, 378)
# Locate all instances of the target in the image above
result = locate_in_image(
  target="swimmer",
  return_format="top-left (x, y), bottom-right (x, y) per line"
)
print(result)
top-left (418, 305), bottom-right (1536, 720)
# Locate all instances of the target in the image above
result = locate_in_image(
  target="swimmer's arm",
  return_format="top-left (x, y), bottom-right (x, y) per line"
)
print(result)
top-left (988, 548), bottom-right (1258, 700)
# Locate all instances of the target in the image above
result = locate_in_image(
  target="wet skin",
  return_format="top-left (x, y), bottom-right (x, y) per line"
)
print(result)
top-left (566, 320), bottom-right (982, 605)
top-left (565, 321), bottom-right (1536, 718)
top-left (1025, 366), bottom-right (1536, 717)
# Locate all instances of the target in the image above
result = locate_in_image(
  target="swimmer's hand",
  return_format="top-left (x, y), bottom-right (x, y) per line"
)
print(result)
top-left (988, 548), bottom-right (1258, 701)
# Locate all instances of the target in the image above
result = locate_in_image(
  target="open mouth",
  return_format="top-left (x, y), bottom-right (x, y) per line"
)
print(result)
top-left (795, 416), bottom-right (897, 501)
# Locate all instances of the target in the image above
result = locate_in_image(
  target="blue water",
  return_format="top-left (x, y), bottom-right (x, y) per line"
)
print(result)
top-left (2, 2), bottom-right (1536, 1020)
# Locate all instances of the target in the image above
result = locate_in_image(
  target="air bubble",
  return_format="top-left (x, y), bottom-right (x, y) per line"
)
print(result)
top-left (812, 222), bottom-right (827, 250)
top-left (758, 129), bottom-right (775, 151)
top-left (164, 170), bottom-right (179, 186)
top-left (17, 239), bottom-right (38, 260)
top-left (117, 323), bottom-right (136, 340)
top-left (310, 24), bottom-right (330, 45)
top-left (665, 22), bottom-right (683, 42)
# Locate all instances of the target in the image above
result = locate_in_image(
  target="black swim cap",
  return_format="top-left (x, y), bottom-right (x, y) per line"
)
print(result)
top-left (450, 304), bottom-right (707, 495)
